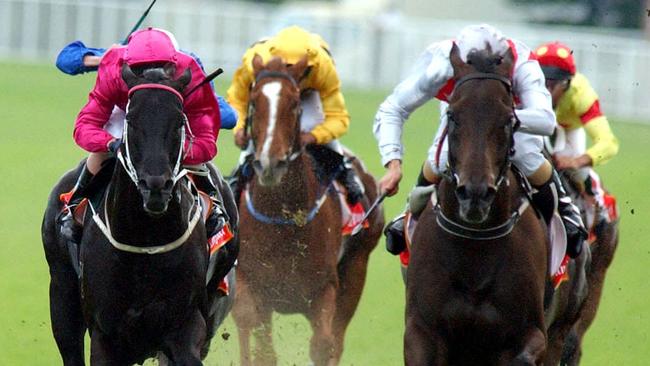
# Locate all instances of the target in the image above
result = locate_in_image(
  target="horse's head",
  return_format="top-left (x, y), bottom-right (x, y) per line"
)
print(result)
top-left (446, 43), bottom-right (519, 223)
top-left (246, 54), bottom-right (308, 186)
top-left (120, 62), bottom-right (192, 215)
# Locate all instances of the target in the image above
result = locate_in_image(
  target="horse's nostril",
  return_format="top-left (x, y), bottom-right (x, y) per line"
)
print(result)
top-left (276, 159), bottom-right (288, 169)
top-left (252, 160), bottom-right (263, 172)
top-left (456, 185), bottom-right (469, 201)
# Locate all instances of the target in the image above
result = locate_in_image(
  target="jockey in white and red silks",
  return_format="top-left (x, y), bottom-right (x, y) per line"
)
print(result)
top-left (59, 27), bottom-right (222, 243)
top-left (373, 24), bottom-right (588, 267)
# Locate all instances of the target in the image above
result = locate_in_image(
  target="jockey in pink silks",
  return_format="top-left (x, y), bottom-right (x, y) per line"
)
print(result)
top-left (59, 27), bottom-right (223, 243)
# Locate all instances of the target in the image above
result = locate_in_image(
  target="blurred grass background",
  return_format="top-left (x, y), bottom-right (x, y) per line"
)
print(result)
top-left (0, 61), bottom-right (648, 364)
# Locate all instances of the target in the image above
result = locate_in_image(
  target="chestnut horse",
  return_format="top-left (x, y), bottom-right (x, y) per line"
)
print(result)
top-left (404, 44), bottom-right (588, 365)
top-left (232, 55), bottom-right (384, 365)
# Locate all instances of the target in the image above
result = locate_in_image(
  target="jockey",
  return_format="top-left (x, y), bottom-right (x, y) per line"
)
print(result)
top-left (375, 24), bottom-right (588, 260)
top-left (55, 40), bottom-right (238, 129)
top-left (226, 25), bottom-right (363, 206)
top-left (58, 27), bottom-right (227, 244)
top-left (534, 41), bottom-right (619, 224)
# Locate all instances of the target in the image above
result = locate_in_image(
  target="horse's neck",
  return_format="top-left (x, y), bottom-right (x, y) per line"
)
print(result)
top-left (250, 154), bottom-right (319, 214)
top-left (105, 168), bottom-right (190, 245)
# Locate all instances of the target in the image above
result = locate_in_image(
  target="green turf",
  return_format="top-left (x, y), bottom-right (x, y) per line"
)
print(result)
top-left (1, 61), bottom-right (648, 365)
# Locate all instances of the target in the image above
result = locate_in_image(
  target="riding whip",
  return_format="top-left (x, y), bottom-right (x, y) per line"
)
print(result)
top-left (121, 0), bottom-right (158, 45)
top-left (351, 192), bottom-right (388, 236)
top-left (185, 68), bottom-right (224, 97)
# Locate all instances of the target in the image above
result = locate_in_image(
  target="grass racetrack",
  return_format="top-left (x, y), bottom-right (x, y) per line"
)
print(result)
top-left (1, 61), bottom-right (649, 365)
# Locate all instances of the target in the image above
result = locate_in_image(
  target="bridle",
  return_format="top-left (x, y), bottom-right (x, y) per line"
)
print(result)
top-left (243, 69), bottom-right (303, 162)
top-left (90, 83), bottom-right (202, 255)
top-left (444, 72), bottom-right (520, 189)
top-left (118, 83), bottom-right (193, 187)
top-left (436, 72), bottom-right (529, 240)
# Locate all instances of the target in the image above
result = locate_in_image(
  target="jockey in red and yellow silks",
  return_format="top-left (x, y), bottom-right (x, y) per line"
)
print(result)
top-left (535, 41), bottom-right (619, 226)
top-left (227, 25), bottom-right (363, 207)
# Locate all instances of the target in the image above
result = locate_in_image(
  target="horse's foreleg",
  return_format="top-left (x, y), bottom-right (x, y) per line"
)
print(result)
top-left (49, 267), bottom-right (86, 366)
top-left (163, 309), bottom-right (206, 365)
top-left (511, 327), bottom-right (546, 366)
top-left (308, 284), bottom-right (337, 366)
top-left (404, 317), bottom-right (446, 366)
top-left (332, 242), bottom-right (374, 362)
top-left (232, 278), bottom-right (276, 366)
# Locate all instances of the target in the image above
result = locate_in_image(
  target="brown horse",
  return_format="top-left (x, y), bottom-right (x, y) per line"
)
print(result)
top-left (232, 55), bottom-right (384, 365)
top-left (555, 171), bottom-right (620, 365)
top-left (404, 44), bottom-right (588, 365)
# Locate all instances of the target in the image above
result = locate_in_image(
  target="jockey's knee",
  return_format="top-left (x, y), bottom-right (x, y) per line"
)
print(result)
top-left (422, 161), bottom-right (442, 185)
top-left (87, 152), bottom-right (111, 174)
top-left (527, 160), bottom-right (553, 187)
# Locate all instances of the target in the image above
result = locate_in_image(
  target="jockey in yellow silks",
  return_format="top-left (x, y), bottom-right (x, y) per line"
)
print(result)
top-left (535, 41), bottom-right (619, 227)
top-left (227, 26), bottom-right (363, 206)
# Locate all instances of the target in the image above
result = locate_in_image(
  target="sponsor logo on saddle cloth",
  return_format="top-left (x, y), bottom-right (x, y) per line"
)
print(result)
top-left (334, 182), bottom-right (369, 235)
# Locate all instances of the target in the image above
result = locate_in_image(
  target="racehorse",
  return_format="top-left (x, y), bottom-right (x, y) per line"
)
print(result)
top-left (550, 167), bottom-right (620, 365)
top-left (41, 63), bottom-right (237, 365)
top-left (231, 55), bottom-right (384, 365)
top-left (404, 44), bottom-right (587, 365)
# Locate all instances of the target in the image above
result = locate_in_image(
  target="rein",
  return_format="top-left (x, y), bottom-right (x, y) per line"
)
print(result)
top-left (90, 180), bottom-right (202, 254)
top-left (244, 181), bottom-right (334, 227)
top-left (435, 199), bottom-right (530, 240)
top-left (437, 72), bottom-right (527, 240)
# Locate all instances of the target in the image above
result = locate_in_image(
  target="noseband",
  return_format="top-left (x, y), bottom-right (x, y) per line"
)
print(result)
top-left (118, 83), bottom-right (192, 186)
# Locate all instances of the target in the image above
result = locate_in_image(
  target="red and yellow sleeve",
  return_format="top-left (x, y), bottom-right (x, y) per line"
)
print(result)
top-left (571, 74), bottom-right (619, 165)
top-left (308, 53), bottom-right (350, 144)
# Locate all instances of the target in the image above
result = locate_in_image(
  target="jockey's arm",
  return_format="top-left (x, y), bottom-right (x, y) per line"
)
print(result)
top-left (74, 54), bottom-right (121, 153)
top-left (373, 42), bottom-right (449, 167)
top-left (227, 55), bottom-right (256, 133)
top-left (512, 59), bottom-right (556, 136)
top-left (308, 58), bottom-right (350, 144)
top-left (583, 112), bottom-right (619, 167)
top-left (182, 62), bottom-right (221, 165)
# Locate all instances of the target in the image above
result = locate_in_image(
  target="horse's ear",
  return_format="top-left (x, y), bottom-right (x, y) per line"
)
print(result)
top-left (496, 47), bottom-right (515, 77)
top-left (288, 56), bottom-right (309, 83)
top-left (176, 67), bottom-right (192, 90)
top-left (121, 63), bottom-right (139, 88)
top-left (252, 54), bottom-right (264, 77)
top-left (450, 43), bottom-right (471, 78)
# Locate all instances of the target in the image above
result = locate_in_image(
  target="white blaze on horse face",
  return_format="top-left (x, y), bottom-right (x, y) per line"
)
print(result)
top-left (260, 81), bottom-right (282, 169)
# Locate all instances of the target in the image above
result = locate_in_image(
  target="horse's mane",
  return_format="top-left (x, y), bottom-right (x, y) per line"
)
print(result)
top-left (465, 48), bottom-right (505, 74)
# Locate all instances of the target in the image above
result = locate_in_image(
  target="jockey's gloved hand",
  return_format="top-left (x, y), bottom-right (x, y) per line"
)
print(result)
top-left (108, 138), bottom-right (122, 154)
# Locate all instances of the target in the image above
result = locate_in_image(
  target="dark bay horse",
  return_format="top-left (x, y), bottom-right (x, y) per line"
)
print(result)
top-left (551, 169), bottom-right (620, 365)
top-left (232, 55), bottom-right (384, 365)
top-left (404, 44), bottom-right (587, 365)
top-left (42, 64), bottom-right (237, 365)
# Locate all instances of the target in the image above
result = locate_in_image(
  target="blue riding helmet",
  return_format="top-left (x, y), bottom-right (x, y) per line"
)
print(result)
top-left (55, 40), bottom-right (237, 129)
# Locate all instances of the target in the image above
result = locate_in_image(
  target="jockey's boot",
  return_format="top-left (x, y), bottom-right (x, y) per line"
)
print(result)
top-left (384, 169), bottom-right (435, 255)
top-left (534, 170), bottom-right (588, 258)
top-left (385, 213), bottom-right (407, 255)
top-left (193, 174), bottom-right (229, 238)
top-left (337, 161), bottom-right (364, 205)
top-left (58, 165), bottom-right (94, 243)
